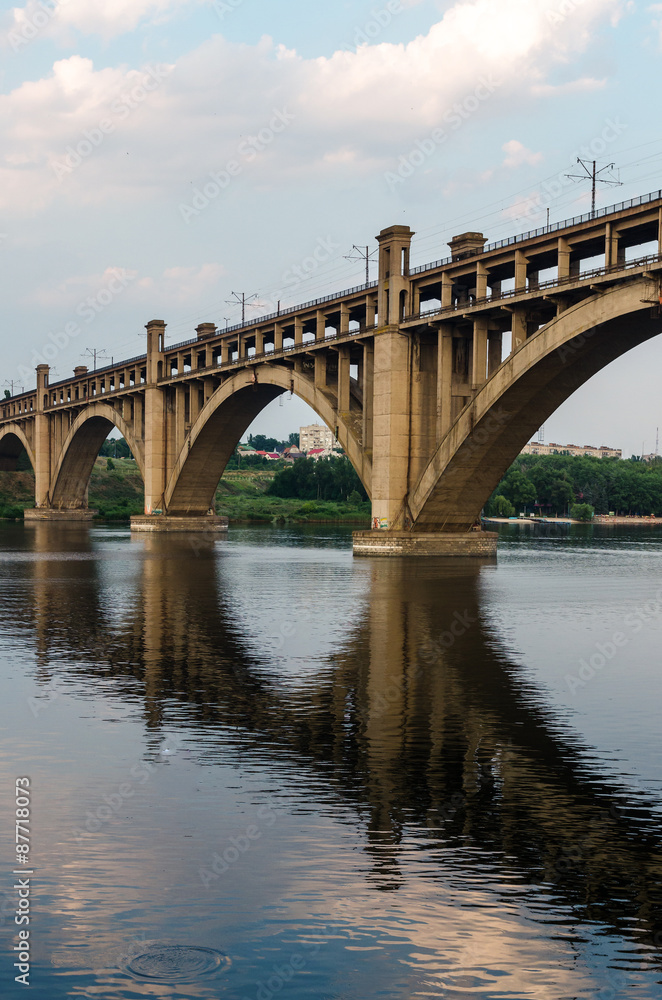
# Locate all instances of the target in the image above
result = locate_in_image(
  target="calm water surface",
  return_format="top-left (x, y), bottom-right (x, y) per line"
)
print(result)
top-left (1, 521), bottom-right (661, 999)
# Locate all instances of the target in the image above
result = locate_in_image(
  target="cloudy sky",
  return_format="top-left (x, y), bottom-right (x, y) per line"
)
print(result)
top-left (1, 0), bottom-right (661, 454)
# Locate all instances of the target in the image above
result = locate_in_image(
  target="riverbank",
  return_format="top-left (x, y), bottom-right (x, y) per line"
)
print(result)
top-left (0, 462), bottom-right (372, 524)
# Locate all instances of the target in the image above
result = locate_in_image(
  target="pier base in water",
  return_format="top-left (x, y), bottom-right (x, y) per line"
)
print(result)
top-left (24, 508), bottom-right (97, 523)
top-left (352, 530), bottom-right (498, 558)
top-left (130, 514), bottom-right (229, 533)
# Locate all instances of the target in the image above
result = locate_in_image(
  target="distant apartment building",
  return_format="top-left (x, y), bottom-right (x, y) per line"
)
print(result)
top-left (299, 424), bottom-right (341, 453)
top-left (521, 442), bottom-right (622, 460)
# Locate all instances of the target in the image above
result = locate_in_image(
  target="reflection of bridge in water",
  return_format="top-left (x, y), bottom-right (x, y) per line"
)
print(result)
top-left (20, 524), bottom-right (662, 957)
top-left (2, 192), bottom-right (662, 553)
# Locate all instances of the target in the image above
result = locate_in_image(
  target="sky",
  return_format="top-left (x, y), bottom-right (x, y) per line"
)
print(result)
top-left (1, 0), bottom-right (661, 455)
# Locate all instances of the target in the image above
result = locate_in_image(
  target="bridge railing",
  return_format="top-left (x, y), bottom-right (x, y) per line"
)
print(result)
top-left (406, 251), bottom-right (662, 323)
top-left (165, 280), bottom-right (379, 354)
top-left (159, 323), bottom-right (379, 383)
top-left (409, 188), bottom-right (662, 276)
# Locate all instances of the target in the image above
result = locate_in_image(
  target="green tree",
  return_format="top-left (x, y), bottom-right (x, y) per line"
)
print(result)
top-left (570, 502), bottom-right (594, 521)
top-left (501, 470), bottom-right (536, 512)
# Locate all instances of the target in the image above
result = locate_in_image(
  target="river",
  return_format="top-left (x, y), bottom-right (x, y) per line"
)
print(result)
top-left (0, 521), bottom-right (661, 999)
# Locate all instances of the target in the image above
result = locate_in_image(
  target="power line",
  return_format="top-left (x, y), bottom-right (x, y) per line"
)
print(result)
top-left (82, 348), bottom-right (109, 371)
top-left (566, 158), bottom-right (622, 217)
top-left (344, 244), bottom-right (378, 285)
top-left (226, 291), bottom-right (258, 326)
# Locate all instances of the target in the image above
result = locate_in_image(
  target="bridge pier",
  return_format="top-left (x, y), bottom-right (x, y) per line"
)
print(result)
top-left (353, 530), bottom-right (498, 558)
top-left (24, 509), bottom-right (97, 523)
top-left (130, 514), bottom-right (229, 533)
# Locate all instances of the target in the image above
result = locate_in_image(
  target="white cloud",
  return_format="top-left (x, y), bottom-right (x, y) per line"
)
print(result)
top-left (33, 262), bottom-right (225, 310)
top-left (502, 140), bottom-right (544, 169)
top-left (0, 0), bottom-right (622, 215)
top-left (531, 77), bottom-right (607, 97)
top-left (2, 0), bottom-right (199, 46)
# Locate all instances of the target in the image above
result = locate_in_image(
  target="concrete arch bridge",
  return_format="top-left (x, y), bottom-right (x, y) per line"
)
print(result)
top-left (3, 190), bottom-right (662, 555)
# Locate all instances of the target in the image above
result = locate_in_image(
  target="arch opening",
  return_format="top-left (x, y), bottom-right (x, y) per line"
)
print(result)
top-left (411, 281), bottom-right (662, 532)
top-left (50, 410), bottom-right (144, 510)
top-left (0, 432), bottom-right (33, 473)
top-left (165, 368), bottom-right (370, 517)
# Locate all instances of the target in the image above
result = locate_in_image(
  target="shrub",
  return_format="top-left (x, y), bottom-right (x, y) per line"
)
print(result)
top-left (570, 502), bottom-right (594, 521)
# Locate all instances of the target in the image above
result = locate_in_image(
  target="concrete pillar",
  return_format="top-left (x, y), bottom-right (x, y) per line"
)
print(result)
top-left (339, 303), bottom-right (350, 335)
top-left (471, 318), bottom-right (488, 389)
top-left (314, 352), bottom-right (327, 390)
top-left (437, 324), bottom-right (453, 443)
top-left (365, 295), bottom-right (377, 328)
top-left (362, 343), bottom-right (374, 455)
top-left (488, 330), bottom-right (502, 376)
top-left (605, 223), bottom-right (619, 268)
top-left (189, 382), bottom-right (202, 426)
top-left (221, 341), bottom-right (231, 365)
top-left (34, 365), bottom-right (51, 507)
top-left (316, 311), bottom-right (326, 341)
top-left (371, 330), bottom-right (410, 530)
top-left (143, 320), bottom-right (166, 515)
top-left (475, 261), bottom-right (488, 300)
top-left (376, 225), bottom-right (414, 326)
top-left (658, 207), bottom-right (662, 254)
top-left (514, 250), bottom-right (528, 291)
top-left (511, 308), bottom-right (527, 352)
top-left (175, 385), bottom-right (187, 453)
top-left (294, 317), bottom-right (303, 346)
top-left (441, 274), bottom-right (453, 309)
top-left (274, 324), bottom-right (284, 351)
top-left (338, 346), bottom-right (351, 414)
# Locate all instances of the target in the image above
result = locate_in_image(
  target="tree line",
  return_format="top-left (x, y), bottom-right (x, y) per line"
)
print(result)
top-left (486, 453), bottom-right (662, 518)
top-left (268, 456), bottom-right (367, 503)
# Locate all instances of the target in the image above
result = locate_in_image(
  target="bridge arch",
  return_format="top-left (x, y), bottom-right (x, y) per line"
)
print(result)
top-left (410, 276), bottom-right (662, 531)
top-left (49, 404), bottom-right (145, 509)
top-left (0, 424), bottom-right (36, 472)
top-left (164, 364), bottom-right (370, 516)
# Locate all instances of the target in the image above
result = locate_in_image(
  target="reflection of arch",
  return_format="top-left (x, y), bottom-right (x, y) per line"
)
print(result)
top-left (412, 278), bottom-right (662, 530)
top-left (0, 424), bottom-right (35, 471)
top-left (165, 364), bottom-right (370, 516)
top-left (49, 404), bottom-right (144, 509)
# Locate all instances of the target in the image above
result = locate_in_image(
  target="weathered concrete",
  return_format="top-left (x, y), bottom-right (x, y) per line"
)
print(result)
top-left (24, 508), bottom-right (97, 522)
top-left (130, 514), bottom-right (229, 533)
top-left (353, 529), bottom-right (498, 557)
top-left (2, 194), bottom-right (662, 555)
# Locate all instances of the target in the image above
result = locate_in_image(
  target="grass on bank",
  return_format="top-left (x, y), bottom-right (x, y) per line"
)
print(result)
top-left (0, 460), bottom-right (371, 523)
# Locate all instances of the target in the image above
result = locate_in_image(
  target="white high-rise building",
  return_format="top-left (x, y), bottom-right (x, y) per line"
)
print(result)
top-left (299, 423), bottom-right (340, 453)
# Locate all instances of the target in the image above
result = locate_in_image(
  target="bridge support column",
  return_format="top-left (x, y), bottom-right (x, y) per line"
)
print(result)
top-left (371, 328), bottom-right (411, 530)
top-left (471, 318), bottom-right (488, 389)
top-left (33, 365), bottom-right (51, 508)
top-left (436, 324), bottom-right (453, 443)
top-left (143, 320), bottom-right (166, 515)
